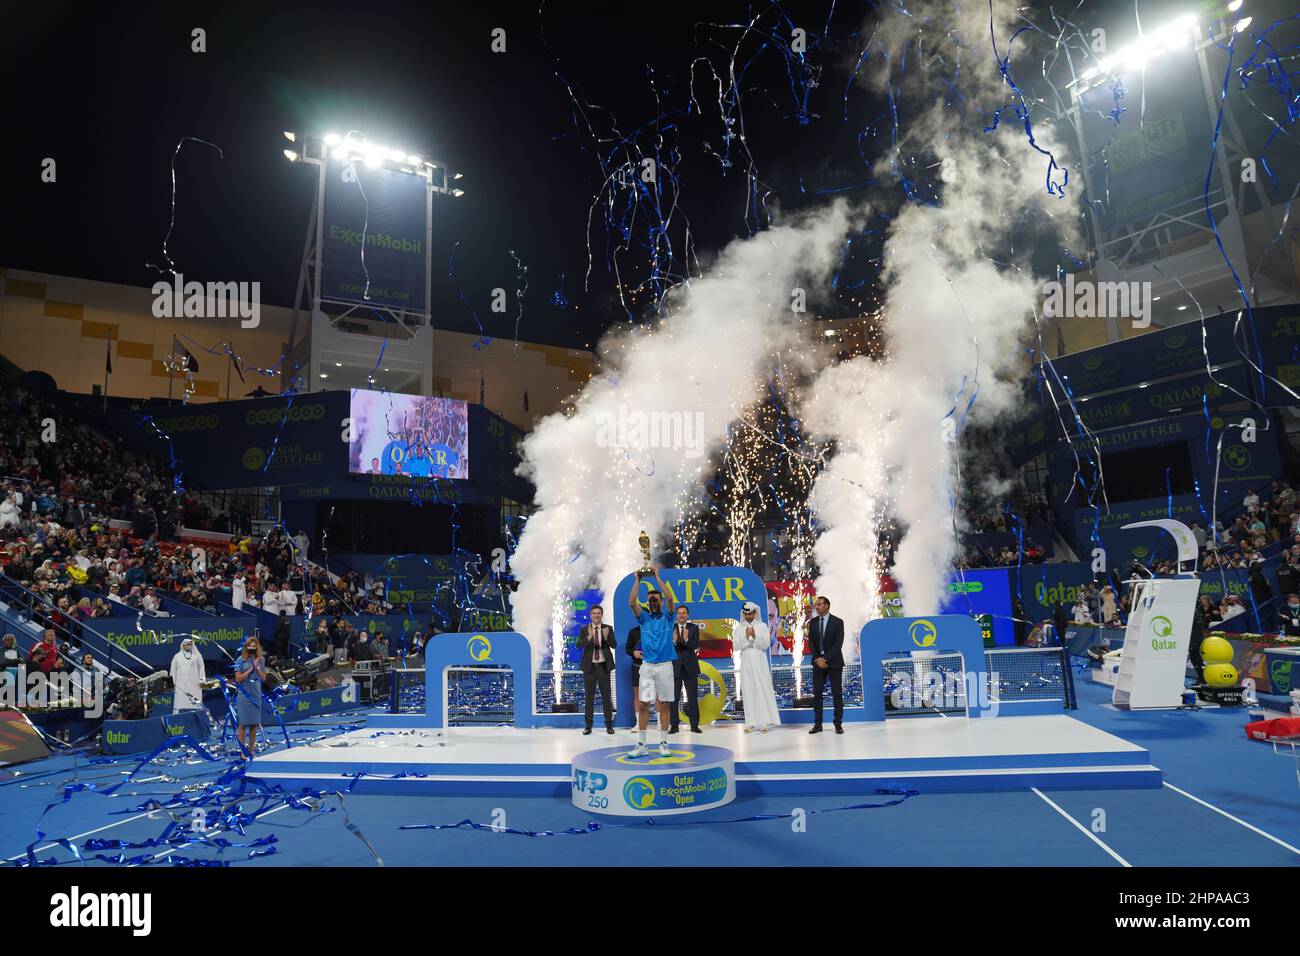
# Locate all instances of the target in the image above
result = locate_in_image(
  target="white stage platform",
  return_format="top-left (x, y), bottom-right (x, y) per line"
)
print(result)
top-left (249, 715), bottom-right (1161, 795)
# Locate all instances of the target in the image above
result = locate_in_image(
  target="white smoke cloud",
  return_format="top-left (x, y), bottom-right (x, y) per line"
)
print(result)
top-left (510, 201), bottom-right (854, 660)
top-left (513, 0), bottom-right (1081, 662)
top-left (804, 0), bottom-right (1081, 642)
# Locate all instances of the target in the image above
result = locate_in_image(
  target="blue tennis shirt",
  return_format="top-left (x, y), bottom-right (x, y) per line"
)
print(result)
top-left (633, 607), bottom-right (677, 664)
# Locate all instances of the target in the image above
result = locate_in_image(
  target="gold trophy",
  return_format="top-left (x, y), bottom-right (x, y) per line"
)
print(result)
top-left (636, 530), bottom-right (654, 578)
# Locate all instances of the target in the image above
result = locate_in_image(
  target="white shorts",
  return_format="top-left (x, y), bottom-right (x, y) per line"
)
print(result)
top-left (638, 660), bottom-right (676, 703)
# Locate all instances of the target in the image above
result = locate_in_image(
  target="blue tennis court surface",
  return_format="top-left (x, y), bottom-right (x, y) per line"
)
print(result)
top-left (2, 680), bottom-right (1296, 868)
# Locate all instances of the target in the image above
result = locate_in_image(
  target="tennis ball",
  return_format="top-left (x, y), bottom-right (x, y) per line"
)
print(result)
top-left (1199, 636), bottom-right (1234, 664)
top-left (1203, 663), bottom-right (1239, 687)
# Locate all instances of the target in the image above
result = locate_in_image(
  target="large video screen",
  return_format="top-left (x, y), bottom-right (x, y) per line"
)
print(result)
top-left (941, 568), bottom-right (1015, 647)
top-left (348, 390), bottom-right (469, 479)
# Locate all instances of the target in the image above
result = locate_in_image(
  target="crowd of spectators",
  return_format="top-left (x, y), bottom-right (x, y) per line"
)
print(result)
top-left (0, 388), bottom-right (250, 539)
top-left (951, 495), bottom-right (1053, 569)
top-left (0, 388), bottom-right (419, 676)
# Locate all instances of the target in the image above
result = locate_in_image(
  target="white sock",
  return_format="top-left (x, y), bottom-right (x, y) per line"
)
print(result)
top-left (638, 729), bottom-right (647, 744)
top-left (658, 728), bottom-right (668, 745)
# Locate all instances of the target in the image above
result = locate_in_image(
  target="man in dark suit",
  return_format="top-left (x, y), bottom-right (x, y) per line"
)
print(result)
top-left (805, 595), bottom-right (845, 734)
top-left (577, 604), bottom-right (616, 735)
top-left (624, 625), bottom-right (642, 729)
top-left (669, 604), bottom-right (702, 734)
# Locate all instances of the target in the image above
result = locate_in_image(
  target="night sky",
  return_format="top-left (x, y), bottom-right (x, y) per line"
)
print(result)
top-left (0, 0), bottom-right (1244, 349)
top-left (0, 1), bottom-right (848, 349)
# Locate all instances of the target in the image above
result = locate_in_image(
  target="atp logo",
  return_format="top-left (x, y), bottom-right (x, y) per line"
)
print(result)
top-left (1165, 331), bottom-right (1186, 349)
top-left (1083, 356), bottom-right (1103, 371)
top-left (1132, 545), bottom-right (1149, 559)
top-left (573, 770), bottom-right (608, 794)
top-left (242, 447), bottom-right (266, 470)
top-left (1150, 615), bottom-right (1174, 638)
top-left (466, 635), bottom-right (492, 662)
top-left (623, 776), bottom-right (657, 810)
top-left (384, 556), bottom-right (401, 573)
top-left (1224, 445), bottom-right (1251, 472)
top-left (909, 619), bottom-right (938, 648)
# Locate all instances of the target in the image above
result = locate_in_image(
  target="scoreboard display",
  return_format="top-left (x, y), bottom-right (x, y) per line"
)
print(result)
top-left (942, 570), bottom-right (1015, 647)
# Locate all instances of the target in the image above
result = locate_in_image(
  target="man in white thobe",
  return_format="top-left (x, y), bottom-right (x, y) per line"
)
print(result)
top-left (169, 638), bottom-right (207, 714)
top-left (734, 601), bottom-right (781, 732)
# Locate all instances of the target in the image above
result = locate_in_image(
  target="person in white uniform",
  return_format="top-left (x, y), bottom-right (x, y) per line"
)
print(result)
top-left (168, 638), bottom-right (207, 714)
top-left (734, 601), bottom-right (780, 732)
top-left (231, 573), bottom-right (248, 611)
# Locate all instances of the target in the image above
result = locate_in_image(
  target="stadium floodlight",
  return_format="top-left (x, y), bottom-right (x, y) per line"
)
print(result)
top-left (451, 188), bottom-right (465, 198)
top-left (283, 131), bottom-right (296, 143)
top-left (1227, 0), bottom-right (1243, 10)
top-left (1085, 11), bottom-right (1199, 81)
top-left (324, 132), bottom-right (342, 146)
top-left (1235, 16), bottom-right (1251, 31)
top-left (453, 172), bottom-right (464, 180)
top-left (406, 155), bottom-right (422, 165)
top-left (332, 146), bottom-right (349, 160)
top-left (283, 149), bottom-right (299, 162)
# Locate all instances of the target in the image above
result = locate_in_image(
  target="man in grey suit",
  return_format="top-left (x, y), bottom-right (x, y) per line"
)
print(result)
top-left (805, 595), bottom-right (846, 734)
top-left (577, 604), bottom-right (617, 735)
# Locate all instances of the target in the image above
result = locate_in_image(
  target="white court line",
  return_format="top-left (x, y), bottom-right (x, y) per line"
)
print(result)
top-left (1163, 782), bottom-right (1300, 856)
top-left (2, 751), bottom-right (286, 864)
top-left (1031, 787), bottom-right (1131, 867)
top-left (5, 808), bottom-right (167, 863)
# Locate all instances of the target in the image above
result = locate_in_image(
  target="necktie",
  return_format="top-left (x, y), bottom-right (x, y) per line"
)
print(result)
top-left (592, 627), bottom-right (602, 663)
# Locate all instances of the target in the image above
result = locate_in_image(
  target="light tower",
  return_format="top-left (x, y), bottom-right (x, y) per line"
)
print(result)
top-left (279, 130), bottom-right (466, 394)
